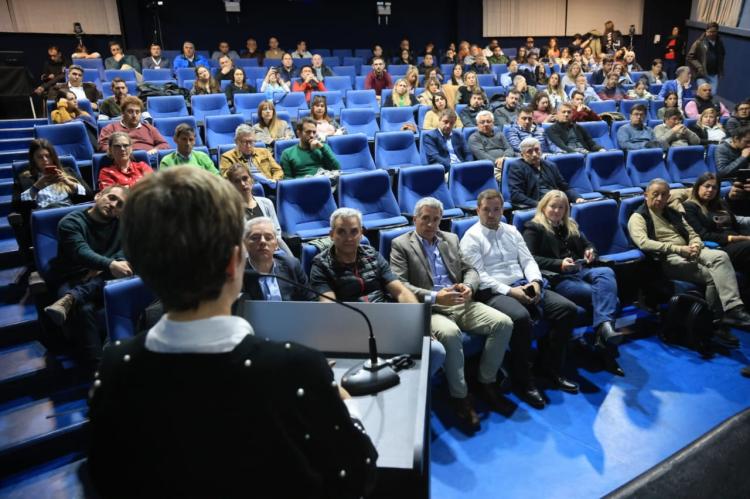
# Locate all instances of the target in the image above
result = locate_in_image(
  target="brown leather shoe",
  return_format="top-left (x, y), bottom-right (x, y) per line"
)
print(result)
top-left (452, 396), bottom-right (480, 430)
top-left (44, 293), bottom-right (75, 326)
top-left (477, 382), bottom-right (518, 414)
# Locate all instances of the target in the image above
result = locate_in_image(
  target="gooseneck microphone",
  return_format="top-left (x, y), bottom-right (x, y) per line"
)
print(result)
top-left (244, 269), bottom-right (401, 396)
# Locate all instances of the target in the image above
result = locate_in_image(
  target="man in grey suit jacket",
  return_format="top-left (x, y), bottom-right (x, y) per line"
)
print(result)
top-left (390, 197), bottom-right (514, 431)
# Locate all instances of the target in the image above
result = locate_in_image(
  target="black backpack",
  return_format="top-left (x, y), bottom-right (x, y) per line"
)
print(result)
top-left (661, 291), bottom-right (714, 354)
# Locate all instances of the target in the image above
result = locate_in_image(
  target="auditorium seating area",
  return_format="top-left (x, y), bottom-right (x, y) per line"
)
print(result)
top-left (1, 35), bottom-right (749, 498)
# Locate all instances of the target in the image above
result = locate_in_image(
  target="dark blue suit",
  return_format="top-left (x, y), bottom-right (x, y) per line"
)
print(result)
top-left (243, 253), bottom-right (316, 301)
top-left (422, 128), bottom-right (472, 171)
top-left (507, 158), bottom-right (581, 208)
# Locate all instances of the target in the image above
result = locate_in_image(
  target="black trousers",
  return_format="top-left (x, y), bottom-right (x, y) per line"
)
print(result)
top-left (725, 240), bottom-right (750, 274)
top-left (477, 287), bottom-right (577, 385)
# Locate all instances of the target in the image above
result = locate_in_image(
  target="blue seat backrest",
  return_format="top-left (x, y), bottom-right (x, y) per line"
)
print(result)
top-left (572, 199), bottom-right (630, 254)
top-left (397, 164), bottom-right (458, 215)
top-left (374, 131), bottom-right (420, 169)
top-left (31, 203), bottom-right (94, 281)
top-left (451, 216), bottom-right (479, 240)
top-left (511, 208), bottom-right (535, 233)
top-left (379, 225), bottom-right (415, 262)
top-left (104, 277), bottom-right (157, 341)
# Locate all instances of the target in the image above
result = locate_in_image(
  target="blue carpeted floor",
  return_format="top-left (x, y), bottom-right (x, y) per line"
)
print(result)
top-left (429, 331), bottom-right (750, 498)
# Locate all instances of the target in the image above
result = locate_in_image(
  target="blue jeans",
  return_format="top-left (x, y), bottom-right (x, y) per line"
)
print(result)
top-left (554, 266), bottom-right (619, 329)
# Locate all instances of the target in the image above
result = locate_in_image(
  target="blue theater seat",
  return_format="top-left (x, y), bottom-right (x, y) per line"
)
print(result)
top-left (325, 133), bottom-right (376, 173)
top-left (345, 90), bottom-right (379, 113)
top-left (338, 170), bottom-right (409, 230)
top-left (451, 216), bottom-right (479, 240)
top-left (277, 176), bottom-right (337, 240)
top-left (339, 108), bottom-right (379, 140)
top-left (397, 165), bottom-right (465, 219)
top-left (379, 106), bottom-right (418, 133)
top-left (153, 116), bottom-right (201, 148)
top-left (309, 90), bottom-right (345, 116)
top-left (104, 277), bottom-right (157, 341)
top-left (205, 114), bottom-right (245, 149)
top-left (579, 121), bottom-right (615, 150)
top-left (34, 122), bottom-right (94, 168)
top-left (323, 76), bottom-right (354, 93)
top-left (275, 92), bottom-right (308, 117)
top-left (626, 148), bottom-right (683, 189)
top-left (190, 94), bottom-right (230, 124)
top-left (546, 153), bottom-right (603, 200)
top-left (667, 145), bottom-right (710, 185)
top-left (147, 95), bottom-right (189, 119)
top-left (142, 69), bottom-right (173, 81)
top-left (589, 100), bottom-right (617, 114)
top-left (31, 203), bottom-right (94, 282)
top-left (273, 138), bottom-right (299, 163)
top-left (104, 69), bottom-right (137, 82)
top-left (449, 160), bottom-right (500, 211)
top-left (233, 93), bottom-right (267, 121)
top-left (571, 199), bottom-right (644, 263)
top-left (374, 131), bottom-right (421, 170)
top-left (586, 150), bottom-right (643, 198)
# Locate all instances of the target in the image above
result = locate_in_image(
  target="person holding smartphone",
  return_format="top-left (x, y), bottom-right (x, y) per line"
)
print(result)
top-left (461, 189), bottom-right (580, 408)
top-left (523, 190), bottom-right (625, 375)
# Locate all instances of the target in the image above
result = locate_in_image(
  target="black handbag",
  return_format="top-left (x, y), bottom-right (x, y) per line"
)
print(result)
top-left (661, 291), bottom-right (714, 354)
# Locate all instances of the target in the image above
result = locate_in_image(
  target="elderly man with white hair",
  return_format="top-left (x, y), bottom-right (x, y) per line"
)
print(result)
top-left (390, 197), bottom-right (514, 430)
top-left (507, 137), bottom-right (584, 208)
top-left (219, 124), bottom-right (284, 180)
top-left (468, 110), bottom-right (518, 182)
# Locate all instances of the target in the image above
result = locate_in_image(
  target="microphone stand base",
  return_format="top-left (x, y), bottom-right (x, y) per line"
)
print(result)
top-left (342, 360), bottom-right (400, 396)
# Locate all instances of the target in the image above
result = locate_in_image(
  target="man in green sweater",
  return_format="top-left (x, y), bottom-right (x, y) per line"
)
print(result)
top-left (158, 123), bottom-right (219, 174)
top-left (280, 117), bottom-right (340, 179)
top-left (45, 185), bottom-right (131, 369)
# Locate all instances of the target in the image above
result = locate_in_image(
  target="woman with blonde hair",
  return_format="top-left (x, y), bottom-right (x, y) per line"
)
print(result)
top-left (252, 100), bottom-right (294, 145)
top-left (383, 78), bottom-right (418, 107)
top-left (404, 65), bottom-right (420, 92)
top-left (457, 70), bottom-right (485, 105)
top-left (523, 190), bottom-right (624, 367)
top-left (561, 62), bottom-right (582, 88)
top-left (418, 76), bottom-right (442, 106)
top-left (689, 107), bottom-right (727, 145)
top-left (423, 92), bottom-right (463, 130)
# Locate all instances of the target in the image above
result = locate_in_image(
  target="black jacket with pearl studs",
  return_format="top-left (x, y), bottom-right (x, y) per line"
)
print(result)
top-left (87, 332), bottom-right (378, 498)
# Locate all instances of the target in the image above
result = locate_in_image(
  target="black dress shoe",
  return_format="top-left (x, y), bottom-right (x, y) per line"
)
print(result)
top-left (477, 382), bottom-right (518, 414)
top-left (722, 307), bottom-right (750, 328)
top-left (452, 396), bottom-right (480, 430)
top-left (741, 366), bottom-right (750, 378)
top-left (595, 321), bottom-right (625, 348)
top-left (548, 374), bottom-right (580, 394)
top-left (516, 385), bottom-right (545, 409)
top-left (600, 351), bottom-right (625, 377)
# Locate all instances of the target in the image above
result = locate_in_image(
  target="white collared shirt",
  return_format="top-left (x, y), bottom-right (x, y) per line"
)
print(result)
top-left (145, 315), bottom-right (254, 354)
top-left (459, 221), bottom-right (542, 295)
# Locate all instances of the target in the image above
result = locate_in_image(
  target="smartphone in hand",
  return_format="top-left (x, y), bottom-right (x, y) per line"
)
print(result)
top-left (523, 285), bottom-right (536, 298)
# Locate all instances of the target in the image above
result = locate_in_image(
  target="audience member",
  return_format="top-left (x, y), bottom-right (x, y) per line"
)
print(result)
top-left (662, 27), bottom-right (684, 78)
top-left (459, 89), bottom-right (488, 126)
top-left (98, 132), bottom-right (153, 189)
top-left (211, 41), bottom-right (240, 62)
top-left (530, 92), bottom-right (555, 125)
top-left (216, 55), bottom-right (235, 82)
top-left (240, 37), bottom-right (263, 62)
top-left (291, 65), bottom-right (326, 103)
top-left (690, 107), bottom-right (727, 145)
top-left (468, 110), bottom-right (517, 182)
top-left (468, 53), bottom-right (491, 75)
top-left (220, 124), bottom-right (284, 180)
top-left (242, 217), bottom-right (312, 300)
top-left (569, 74), bottom-right (600, 104)
top-left (367, 44), bottom-right (385, 65)
top-left (442, 47), bottom-right (458, 65)
top-left (506, 107), bottom-right (556, 154)
top-left (508, 137), bottom-right (583, 207)
top-left (260, 67), bottom-right (290, 99)
top-left (423, 92), bottom-right (463, 130)
top-left (546, 103), bottom-right (604, 153)
top-left (591, 58), bottom-right (614, 85)
top-left (715, 126), bottom-right (750, 179)
top-left (545, 73), bottom-right (568, 110)
top-left (225, 164), bottom-right (285, 232)
top-left (141, 43), bottom-right (170, 70)
top-left (311, 54), bottom-right (334, 81)
top-left (654, 108), bottom-right (701, 148)
top-left (657, 91), bottom-right (682, 120)
top-left (190, 65), bottom-right (221, 95)
top-left (628, 179), bottom-right (750, 329)
top-left (280, 118), bottom-right (340, 179)
top-left (493, 89), bottom-right (521, 127)
top-left (513, 75), bottom-right (537, 105)
top-left (364, 57), bottom-right (393, 99)
top-left (726, 100), bottom-right (750, 136)
top-left (617, 104), bottom-right (658, 151)
top-left (627, 80), bottom-right (656, 101)
top-left (417, 53), bottom-right (437, 75)
top-left (523, 190), bottom-right (625, 361)
top-left (51, 64), bottom-right (101, 110)
top-left (597, 72), bottom-right (628, 101)
top-left (562, 63), bottom-right (583, 88)
top-left (422, 109), bottom-right (471, 172)
top-left (172, 41), bottom-right (210, 69)
top-left (569, 90), bottom-right (601, 122)
top-left (104, 40), bottom-right (141, 73)
top-left (291, 40), bottom-right (312, 59)
top-left (50, 91), bottom-right (98, 149)
top-left (685, 82), bottom-right (730, 119)
top-left (488, 44), bottom-right (509, 65)
top-left (383, 78), bottom-right (418, 107)
top-left (159, 124), bottom-right (218, 174)
top-left (418, 77), bottom-right (442, 107)
top-left (684, 173), bottom-right (750, 278)
top-left (658, 66), bottom-right (693, 108)
top-left (457, 71), bottom-right (486, 105)
top-left (390, 198), bottom-right (514, 429)
top-left (225, 67), bottom-right (255, 110)
top-left (98, 96), bottom-right (169, 153)
top-left (252, 101), bottom-right (294, 145)
top-left (265, 36), bottom-right (284, 60)
top-left (623, 51), bottom-right (642, 73)
top-left (33, 45), bottom-right (68, 96)
top-left (449, 63), bottom-right (464, 86)
top-left (396, 48), bottom-right (414, 66)
top-left (44, 185), bottom-right (130, 369)
top-left (277, 53), bottom-right (297, 84)
top-left (645, 58), bottom-right (667, 85)
top-left (310, 208), bottom-right (415, 304)
top-left (88, 168), bottom-right (378, 498)
top-left (309, 95), bottom-right (345, 140)
top-left (70, 42), bottom-right (99, 60)
top-left (687, 22), bottom-right (724, 94)
top-left (99, 78), bottom-right (129, 119)
top-left (461, 189), bottom-right (580, 406)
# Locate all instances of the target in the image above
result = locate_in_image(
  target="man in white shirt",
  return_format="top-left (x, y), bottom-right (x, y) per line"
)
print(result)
top-left (460, 189), bottom-right (580, 406)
